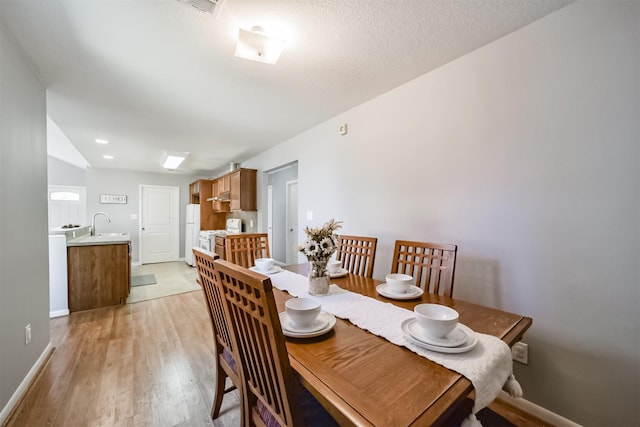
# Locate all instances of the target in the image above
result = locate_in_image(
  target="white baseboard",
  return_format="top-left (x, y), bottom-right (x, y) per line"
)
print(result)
top-left (0, 342), bottom-right (53, 426)
top-left (131, 261), bottom-right (141, 267)
top-left (49, 309), bottom-right (69, 318)
top-left (498, 391), bottom-right (582, 427)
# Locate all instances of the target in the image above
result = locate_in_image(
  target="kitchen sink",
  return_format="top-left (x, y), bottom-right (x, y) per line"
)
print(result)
top-left (96, 232), bottom-right (128, 237)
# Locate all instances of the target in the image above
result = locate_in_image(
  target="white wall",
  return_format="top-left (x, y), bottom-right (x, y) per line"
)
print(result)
top-left (243, 1), bottom-right (640, 425)
top-left (86, 168), bottom-right (199, 263)
top-left (48, 155), bottom-right (87, 187)
top-left (0, 16), bottom-right (50, 415)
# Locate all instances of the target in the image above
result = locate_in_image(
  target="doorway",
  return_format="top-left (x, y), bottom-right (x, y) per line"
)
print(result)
top-left (139, 185), bottom-right (179, 264)
top-left (266, 162), bottom-right (298, 264)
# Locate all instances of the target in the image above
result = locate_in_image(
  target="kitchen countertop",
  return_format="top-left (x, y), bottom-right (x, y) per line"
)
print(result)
top-left (67, 233), bottom-right (131, 246)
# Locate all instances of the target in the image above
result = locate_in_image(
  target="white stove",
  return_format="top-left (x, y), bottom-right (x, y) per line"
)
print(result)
top-left (198, 219), bottom-right (243, 251)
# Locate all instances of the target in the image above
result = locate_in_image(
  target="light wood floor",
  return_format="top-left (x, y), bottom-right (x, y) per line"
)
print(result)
top-left (6, 290), bottom-right (241, 427)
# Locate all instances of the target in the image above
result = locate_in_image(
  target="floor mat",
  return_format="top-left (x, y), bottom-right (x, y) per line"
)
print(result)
top-left (127, 262), bottom-right (200, 304)
top-left (131, 274), bottom-right (157, 287)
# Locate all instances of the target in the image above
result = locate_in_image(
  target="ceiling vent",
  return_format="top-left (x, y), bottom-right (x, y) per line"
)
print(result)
top-left (178, 0), bottom-right (225, 17)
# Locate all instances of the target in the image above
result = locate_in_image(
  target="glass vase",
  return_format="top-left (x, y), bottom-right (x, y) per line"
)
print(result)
top-left (308, 259), bottom-right (330, 296)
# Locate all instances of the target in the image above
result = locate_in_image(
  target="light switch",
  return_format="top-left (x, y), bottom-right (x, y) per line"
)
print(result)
top-left (306, 211), bottom-right (313, 221)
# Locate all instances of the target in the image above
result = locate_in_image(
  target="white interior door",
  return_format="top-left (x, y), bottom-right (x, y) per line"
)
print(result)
top-left (285, 180), bottom-right (298, 264)
top-left (140, 185), bottom-right (179, 264)
top-left (267, 185), bottom-right (273, 256)
top-left (47, 185), bottom-right (87, 229)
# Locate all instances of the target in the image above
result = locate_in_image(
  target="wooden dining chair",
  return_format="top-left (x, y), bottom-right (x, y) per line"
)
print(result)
top-left (192, 248), bottom-right (242, 423)
top-left (225, 233), bottom-right (270, 268)
top-left (336, 235), bottom-right (377, 278)
top-left (213, 259), bottom-right (337, 427)
top-left (391, 240), bottom-right (458, 297)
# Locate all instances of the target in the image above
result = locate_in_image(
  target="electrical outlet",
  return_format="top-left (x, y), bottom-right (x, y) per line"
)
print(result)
top-left (25, 324), bottom-right (31, 345)
top-left (512, 341), bottom-right (528, 364)
top-left (339, 123), bottom-right (348, 135)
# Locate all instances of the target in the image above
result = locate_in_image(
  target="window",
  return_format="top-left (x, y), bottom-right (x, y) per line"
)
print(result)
top-left (50, 191), bottom-right (80, 201)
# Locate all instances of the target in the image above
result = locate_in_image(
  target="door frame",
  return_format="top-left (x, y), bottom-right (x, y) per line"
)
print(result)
top-left (285, 179), bottom-right (298, 265)
top-left (267, 185), bottom-right (273, 256)
top-left (264, 161), bottom-right (298, 264)
top-left (138, 184), bottom-right (180, 264)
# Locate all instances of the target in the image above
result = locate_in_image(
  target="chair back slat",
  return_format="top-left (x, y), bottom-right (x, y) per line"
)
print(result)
top-left (391, 240), bottom-right (457, 297)
top-left (225, 233), bottom-right (271, 268)
top-left (193, 248), bottom-right (234, 354)
top-left (336, 235), bottom-right (377, 278)
top-left (214, 259), bottom-right (295, 426)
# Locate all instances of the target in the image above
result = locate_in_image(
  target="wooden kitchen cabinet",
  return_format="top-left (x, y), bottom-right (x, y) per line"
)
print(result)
top-left (215, 236), bottom-right (226, 260)
top-left (211, 179), bottom-right (230, 213)
top-left (189, 181), bottom-right (200, 203)
top-left (217, 174), bottom-right (230, 195)
top-left (190, 179), bottom-right (226, 229)
top-left (67, 243), bottom-right (131, 312)
top-left (229, 168), bottom-right (257, 211)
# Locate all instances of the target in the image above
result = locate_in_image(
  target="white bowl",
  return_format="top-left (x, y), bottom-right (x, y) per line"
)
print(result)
top-left (254, 257), bottom-right (274, 272)
top-left (385, 273), bottom-right (414, 294)
top-left (414, 304), bottom-right (459, 339)
top-left (328, 260), bottom-right (342, 274)
top-left (285, 298), bottom-right (321, 327)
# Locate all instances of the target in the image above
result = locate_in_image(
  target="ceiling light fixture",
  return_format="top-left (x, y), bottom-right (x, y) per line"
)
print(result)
top-left (177, 0), bottom-right (226, 18)
top-left (103, 155), bottom-right (114, 160)
top-left (163, 154), bottom-right (187, 170)
top-left (234, 26), bottom-right (286, 65)
top-left (95, 138), bottom-right (109, 144)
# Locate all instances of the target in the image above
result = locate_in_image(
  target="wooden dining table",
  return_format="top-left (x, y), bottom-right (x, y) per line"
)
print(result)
top-left (271, 264), bottom-right (532, 427)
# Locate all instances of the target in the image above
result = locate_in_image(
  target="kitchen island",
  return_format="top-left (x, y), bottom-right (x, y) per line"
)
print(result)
top-left (67, 233), bottom-right (131, 312)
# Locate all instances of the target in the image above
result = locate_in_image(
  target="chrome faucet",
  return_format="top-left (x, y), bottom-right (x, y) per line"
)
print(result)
top-left (91, 212), bottom-right (111, 235)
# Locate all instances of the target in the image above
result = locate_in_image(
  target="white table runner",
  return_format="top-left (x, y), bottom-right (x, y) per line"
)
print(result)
top-left (270, 269), bottom-right (522, 425)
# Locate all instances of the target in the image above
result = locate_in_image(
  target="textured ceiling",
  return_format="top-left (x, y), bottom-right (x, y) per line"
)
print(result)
top-left (1, 0), bottom-right (574, 175)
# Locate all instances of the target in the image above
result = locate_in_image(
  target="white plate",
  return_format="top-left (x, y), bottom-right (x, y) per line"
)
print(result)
top-left (401, 319), bottom-right (478, 353)
top-left (406, 321), bottom-right (468, 347)
top-left (376, 284), bottom-right (424, 300)
top-left (280, 313), bottom-right (329, 333)
top-left (249, 265), bottom-right (282, 275)
top-left (279, 312), bottom-right (336, 338)
top-left (329, 268), bottom-right (348, 278)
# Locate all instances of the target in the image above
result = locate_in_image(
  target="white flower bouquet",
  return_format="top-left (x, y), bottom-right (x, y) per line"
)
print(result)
top-left (298, 218), bottom-right (342, 262)
top-left (299, 219), bottom-right (342, 295)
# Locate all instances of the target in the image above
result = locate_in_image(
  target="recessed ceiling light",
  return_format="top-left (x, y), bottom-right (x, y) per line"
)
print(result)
top-left (95, 139), bottom-right (109, 144)
top-left (163, 154), bottom-right (187, 169)
top-left (103, 155), bottom-right (114, 160)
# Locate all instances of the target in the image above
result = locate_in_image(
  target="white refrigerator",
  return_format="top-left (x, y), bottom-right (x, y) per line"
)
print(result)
top-left (185, 204), bottom-right (200, 266)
